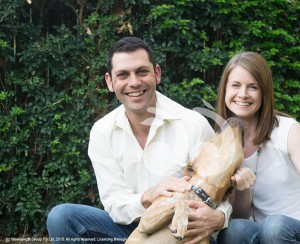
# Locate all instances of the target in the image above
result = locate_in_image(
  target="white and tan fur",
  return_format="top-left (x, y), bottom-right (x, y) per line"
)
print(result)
top-left (126, 118), bottom-right (244, 244)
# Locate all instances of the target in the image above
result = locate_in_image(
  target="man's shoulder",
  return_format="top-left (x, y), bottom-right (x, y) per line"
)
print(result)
top-left (157, 91), bottom-right (207, 121)
top-left (91, 105), bottom-right (122, 131)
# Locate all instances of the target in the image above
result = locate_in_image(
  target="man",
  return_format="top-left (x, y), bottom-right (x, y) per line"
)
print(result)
top-left (47, 37), bottom-right (231, 243)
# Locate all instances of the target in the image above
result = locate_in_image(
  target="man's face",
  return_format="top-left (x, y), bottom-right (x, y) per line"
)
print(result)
top-left (105, 49), bottom-right (161, 117)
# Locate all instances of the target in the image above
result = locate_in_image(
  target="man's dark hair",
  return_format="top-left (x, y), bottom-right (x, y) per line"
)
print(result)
top-left (106, 36), bottom-right (156, 76)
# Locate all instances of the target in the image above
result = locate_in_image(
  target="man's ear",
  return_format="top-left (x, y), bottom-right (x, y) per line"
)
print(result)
top-left (105, 73), bottom-right (114, 92)
top-left (155, 64), bottom-right (162, 85)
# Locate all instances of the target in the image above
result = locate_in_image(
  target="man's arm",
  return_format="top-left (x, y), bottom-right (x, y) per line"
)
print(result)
top-left (88, 124), bottom-right (145, 224)
top-left (141, 176), bottom-right (191, 208)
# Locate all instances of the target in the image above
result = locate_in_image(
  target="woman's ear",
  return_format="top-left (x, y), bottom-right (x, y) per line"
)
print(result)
top-left (105, 72), bottom-right (114, 92)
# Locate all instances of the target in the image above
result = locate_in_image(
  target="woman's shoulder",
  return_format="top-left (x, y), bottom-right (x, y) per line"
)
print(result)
top-left (269, 116), bottom-right (298, 150)
top-left (277, 115), bottom-right (299, 128)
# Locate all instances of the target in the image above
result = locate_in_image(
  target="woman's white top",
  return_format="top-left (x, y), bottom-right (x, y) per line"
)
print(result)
top-left (243, 116), bottom-right (300, 223)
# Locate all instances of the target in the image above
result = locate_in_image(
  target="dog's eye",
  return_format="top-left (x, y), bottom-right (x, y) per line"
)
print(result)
top-left (184, 164), bottom-right (196, 177)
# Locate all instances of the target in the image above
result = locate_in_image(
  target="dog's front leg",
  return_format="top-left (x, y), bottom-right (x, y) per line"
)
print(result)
top-left (169, 200), bottom-right (189, 241)
top-left (138, 198), bottom-right (176, 234)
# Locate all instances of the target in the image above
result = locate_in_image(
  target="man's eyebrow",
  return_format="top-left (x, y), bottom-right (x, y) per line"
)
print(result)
top-left (115, 70), bottom-right (128, 75)
top-left (137, 66), bottom-right (151, 72)
top-left (115, 66), bottom-right (150, 73)
top-left (137, 65), bottom-right (151, 70)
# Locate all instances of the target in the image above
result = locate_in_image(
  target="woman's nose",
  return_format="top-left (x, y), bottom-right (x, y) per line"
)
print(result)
top-left (238, 87), bottom-right (249, 98)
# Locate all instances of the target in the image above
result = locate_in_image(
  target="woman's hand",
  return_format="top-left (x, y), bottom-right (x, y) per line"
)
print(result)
top-left (231, 167), bottom-right (256, 191)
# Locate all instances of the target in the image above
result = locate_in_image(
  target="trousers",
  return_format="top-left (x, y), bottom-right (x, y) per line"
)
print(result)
top-left (46, 203), bottom-right (138, 244)
top-left (47, 203), bottom-right (218, 243)
top-left (217, 215), bottom-right (300, 244)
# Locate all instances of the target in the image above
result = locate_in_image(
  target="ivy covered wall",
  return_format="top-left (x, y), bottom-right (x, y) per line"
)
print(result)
top-left (0, 0), bottom-right (299, 237)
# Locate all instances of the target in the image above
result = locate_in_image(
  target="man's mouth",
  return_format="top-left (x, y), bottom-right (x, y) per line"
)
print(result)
top-left (126, 90), bottom-right (146, 97)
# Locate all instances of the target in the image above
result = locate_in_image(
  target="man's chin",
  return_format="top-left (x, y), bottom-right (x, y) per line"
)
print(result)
top-left (125, 104), bottom-right (152, 116)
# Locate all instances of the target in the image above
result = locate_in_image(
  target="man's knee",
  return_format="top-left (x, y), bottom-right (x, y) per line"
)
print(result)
top-left (47, 203), bottom-right (73, 227)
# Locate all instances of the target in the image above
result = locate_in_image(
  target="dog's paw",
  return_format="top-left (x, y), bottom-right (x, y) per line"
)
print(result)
top-left (169, 219), bottom-right (187, 241)
top-left (169, 200), bottom-right (189, 241)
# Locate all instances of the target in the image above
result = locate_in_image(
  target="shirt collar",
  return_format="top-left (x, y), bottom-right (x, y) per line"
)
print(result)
top-left (115, 91), bottom-right (181, 130)
top-left (154, 91), bottom-right (182, 121)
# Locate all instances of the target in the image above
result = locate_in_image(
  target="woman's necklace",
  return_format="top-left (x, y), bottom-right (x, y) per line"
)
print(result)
top-left (252, 143), bottom-right (262, 221)
top-left (253, 144), bottom-right (262, 175)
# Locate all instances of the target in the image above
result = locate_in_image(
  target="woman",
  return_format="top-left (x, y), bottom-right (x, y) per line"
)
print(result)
top-left (215, 51), bottom-right (300, 243)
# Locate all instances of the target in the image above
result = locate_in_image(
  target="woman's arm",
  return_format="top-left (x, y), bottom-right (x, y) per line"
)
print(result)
top-left (229, 167), bottom-right (256, 218)
top-left (288, 123), bottom-right (300, 174)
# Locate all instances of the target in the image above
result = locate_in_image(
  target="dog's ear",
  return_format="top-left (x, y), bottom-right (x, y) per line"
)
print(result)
top-left (227, 117), bottom-right (244, 147)
top-left (184, 162), bottom-right (196, 177)
top-left (218, 117), bottom-right (243, 133)
top-left (218, 117), bottom-right (244, 147)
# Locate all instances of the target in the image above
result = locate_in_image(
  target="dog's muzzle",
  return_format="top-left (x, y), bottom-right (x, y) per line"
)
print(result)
top-left (191, 185), bottom-right (217, 209)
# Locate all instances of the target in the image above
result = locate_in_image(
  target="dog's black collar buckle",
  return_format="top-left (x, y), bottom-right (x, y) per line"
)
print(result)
top-left (191, 185), bottom-right (217, 209)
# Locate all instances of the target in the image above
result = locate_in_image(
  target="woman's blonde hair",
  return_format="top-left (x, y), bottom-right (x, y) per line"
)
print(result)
top-left (215, 51), bottom-right (283, 145)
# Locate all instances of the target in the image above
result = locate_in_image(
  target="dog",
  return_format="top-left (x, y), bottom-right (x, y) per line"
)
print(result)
top-left (125, 117), bottom-right (244, 244)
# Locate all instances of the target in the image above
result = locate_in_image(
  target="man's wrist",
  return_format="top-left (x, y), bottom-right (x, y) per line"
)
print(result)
top-left (215, 201), bottom-right (232, 229)
top-left (141, 189), bottom-right (153, 208)
top-left (214, 210), bottom-right (225, 231)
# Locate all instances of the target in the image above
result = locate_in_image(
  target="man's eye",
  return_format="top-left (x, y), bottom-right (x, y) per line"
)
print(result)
top-left (138, 70), bottom-right (149, 76)
top-left (117, 73), bottom-right (128, 79)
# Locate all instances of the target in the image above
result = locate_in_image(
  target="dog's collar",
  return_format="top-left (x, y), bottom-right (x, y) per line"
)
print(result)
top-left (191, 185), bottom-right (217, 209)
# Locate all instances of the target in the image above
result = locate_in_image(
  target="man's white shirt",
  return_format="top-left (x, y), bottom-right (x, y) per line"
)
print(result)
top-left (88, 91), bottom-right (232, 227)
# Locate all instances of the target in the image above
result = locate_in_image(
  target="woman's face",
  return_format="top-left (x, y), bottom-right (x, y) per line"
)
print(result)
top-left (225, 65), bottom-right (262, 120)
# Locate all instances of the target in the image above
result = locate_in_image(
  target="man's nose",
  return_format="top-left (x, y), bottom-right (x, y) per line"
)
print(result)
top-left (128, 74), bottom-right (141, 86)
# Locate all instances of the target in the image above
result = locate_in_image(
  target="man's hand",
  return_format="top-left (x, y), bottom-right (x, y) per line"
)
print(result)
top-left (184, 200), bottom-right (224, 244)
top-left (141, 176), bottom-right (191, 208)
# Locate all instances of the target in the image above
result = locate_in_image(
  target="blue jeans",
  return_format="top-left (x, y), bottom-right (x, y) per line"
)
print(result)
top-left (217, 215), bottom-right (300, 244)
top-left (46, 203), bottom-right (138, 244)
